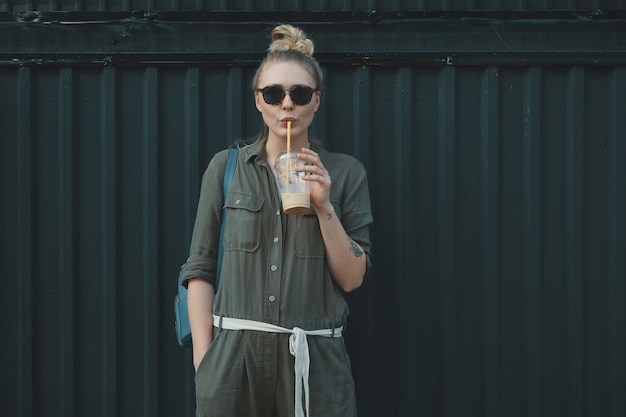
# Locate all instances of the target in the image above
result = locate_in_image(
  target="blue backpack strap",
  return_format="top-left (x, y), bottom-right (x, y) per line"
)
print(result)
top-left (215, 145), bottom-right (239, 290)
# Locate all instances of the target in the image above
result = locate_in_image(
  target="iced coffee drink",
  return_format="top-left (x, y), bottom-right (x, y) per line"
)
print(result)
top-left (274, 152), bottom-right (310, 214)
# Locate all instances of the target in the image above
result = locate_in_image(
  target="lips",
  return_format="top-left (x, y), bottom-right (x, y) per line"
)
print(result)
top-left (281, 117), bottom-right (296, 124)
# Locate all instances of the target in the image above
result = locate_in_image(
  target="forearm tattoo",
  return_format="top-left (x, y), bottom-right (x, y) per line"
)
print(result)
top-left (349, 239), bottom-right (364, 258)
top-left (325, 212), bottom-right (362, 258)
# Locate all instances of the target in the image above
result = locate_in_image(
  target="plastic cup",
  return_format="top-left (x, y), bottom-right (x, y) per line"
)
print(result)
top-left (274, 152), bottom-right (310, 215)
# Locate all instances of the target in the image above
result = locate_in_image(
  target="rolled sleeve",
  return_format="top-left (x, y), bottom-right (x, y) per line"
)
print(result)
top-left (339, 162), bottom-right (374, 274)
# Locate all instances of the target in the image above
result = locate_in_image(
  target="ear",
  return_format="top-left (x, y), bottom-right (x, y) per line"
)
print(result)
top-left (313, 91), bottom-right (321, 112)
top-left (254, 91), bottom-right (263, 112)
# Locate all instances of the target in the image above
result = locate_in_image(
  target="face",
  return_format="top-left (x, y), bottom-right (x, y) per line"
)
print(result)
top-left (254, 61), bottom-right (321, 144)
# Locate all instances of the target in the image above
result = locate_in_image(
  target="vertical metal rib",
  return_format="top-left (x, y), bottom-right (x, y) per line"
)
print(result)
top-left (607, 67), bottom-right (626, 417)
top-left (353, 66), bottom-right (371, 163)
top-left (142, 67), bottom-right (160, 417)
top-left (58, 66), bottom-right (76, 417)
top-left (480, 66), bottom-right (500, 417)
top-left (565, 66), bottom-right (584, 417)
top-left (438, 66), bottom-right (457, 417)
top-left (17, 66), bottom-right (34, 417)
top-left (394, 66), bottom-right (414, 417)
top-left (184, 67), bottom-right (201, 250)
top-left (227, 67), bottom-right (243, 146)
top-left (522, 66), bottom-right (542, 417)
top-left (101, 66), bottom-right (118, 417)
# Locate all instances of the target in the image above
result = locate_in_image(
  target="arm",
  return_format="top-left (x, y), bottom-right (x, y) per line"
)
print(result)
top-left (315, 202), bottom-right (366, 292)
top-left (296, 148), bottom-right (369, 292)
top-left (187, 278), bottom-right (215, 371)
top-left (183, 151), bottom-right (230, 370)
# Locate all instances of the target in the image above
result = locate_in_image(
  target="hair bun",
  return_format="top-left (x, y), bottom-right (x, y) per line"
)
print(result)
top-left (269, 24), bottom-right (315, 57)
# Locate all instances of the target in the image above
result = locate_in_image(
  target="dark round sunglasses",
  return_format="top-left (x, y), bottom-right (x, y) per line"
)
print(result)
top-left (256, 85), bottom-right (318, 106)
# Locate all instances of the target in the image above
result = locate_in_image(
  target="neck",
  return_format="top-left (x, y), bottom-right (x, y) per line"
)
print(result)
top-left (265, 134), bottom-right (309, 167)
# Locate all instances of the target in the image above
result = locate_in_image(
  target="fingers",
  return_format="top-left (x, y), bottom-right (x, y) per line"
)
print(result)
top-left (295, 149), bottom-right (330, 183)
top-left (296, 148), bottom-right (331, 208)
top-left (297, 148), bottom-right (324, 172)
top-left (296, 147), bottom-right (319, 164)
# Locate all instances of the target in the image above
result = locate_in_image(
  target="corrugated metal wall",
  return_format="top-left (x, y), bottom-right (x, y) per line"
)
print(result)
top-left (1, 0), bottom-right (626, 11)
top-left (1, 4), bottom-right (626, 417)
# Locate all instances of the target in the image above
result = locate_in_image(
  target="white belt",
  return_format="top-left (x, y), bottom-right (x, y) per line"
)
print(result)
top-left (214, 315), bottom-right (343, 417)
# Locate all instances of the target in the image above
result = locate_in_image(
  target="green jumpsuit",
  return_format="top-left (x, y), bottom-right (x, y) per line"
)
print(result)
top-left (182, 140), bottom-right (373, 417)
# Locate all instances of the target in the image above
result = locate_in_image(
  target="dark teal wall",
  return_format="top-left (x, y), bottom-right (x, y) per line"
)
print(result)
top-left (1, 0), bottom-right (625, 11)
top-left (1, 8), bottom-right (625, 417)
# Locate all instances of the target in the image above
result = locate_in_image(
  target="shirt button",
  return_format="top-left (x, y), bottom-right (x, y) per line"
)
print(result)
top-left (268, 295), bottom-right (276, 302)
top-left (276, 210), bottom-right (280, 215)
top-left (270, 265), bottom-right (277, 271)
top-left (273, 237), bottom-right (279, 243)
top-left (235, 199), bottom-right (240, 205)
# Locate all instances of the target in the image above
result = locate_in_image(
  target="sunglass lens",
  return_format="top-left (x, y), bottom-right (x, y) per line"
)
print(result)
top-left (263, 87), bottom-right (284, 105)
top-left (291, 87), bottom-right (312, 105)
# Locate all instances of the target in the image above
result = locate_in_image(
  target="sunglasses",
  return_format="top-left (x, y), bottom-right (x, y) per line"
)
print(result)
top-left (256, 85), bottom-right (318, 106)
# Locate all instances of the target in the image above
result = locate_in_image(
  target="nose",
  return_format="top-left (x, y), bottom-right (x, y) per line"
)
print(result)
top-left (281, 91), bottom-right (295, 108)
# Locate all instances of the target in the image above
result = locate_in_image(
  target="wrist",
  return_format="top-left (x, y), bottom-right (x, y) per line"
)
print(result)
top-left (315, 202), bottom-right (335, 220)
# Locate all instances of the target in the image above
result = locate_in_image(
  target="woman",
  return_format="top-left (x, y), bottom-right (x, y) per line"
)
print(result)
top-left (183, 24), bottom-right (373, 417)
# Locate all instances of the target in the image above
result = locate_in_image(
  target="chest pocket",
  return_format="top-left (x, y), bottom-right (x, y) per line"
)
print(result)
top-left (223, 192), bottom-right (264, 252)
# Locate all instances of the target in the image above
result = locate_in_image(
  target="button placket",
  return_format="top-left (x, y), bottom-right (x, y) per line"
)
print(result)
top-left (263, 160), bottom-right (284, 321)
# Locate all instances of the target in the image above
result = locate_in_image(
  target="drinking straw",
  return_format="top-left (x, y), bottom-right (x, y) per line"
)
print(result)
top-left (287, 120), bottom-right (291, 154)
top-left (287, 121), bottom-right (292, 191)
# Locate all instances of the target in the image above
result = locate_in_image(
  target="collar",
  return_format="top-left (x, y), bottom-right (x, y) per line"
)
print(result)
top-left (240, 139), bottom-right (265, 164)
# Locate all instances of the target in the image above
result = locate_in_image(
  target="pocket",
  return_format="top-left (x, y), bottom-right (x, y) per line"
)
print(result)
top-left (194, 330), bottom-right (245, 416)
top-left (309, 336), bottom-right (356, 413)
top-left (223, 192), bottom-right (264, 252)
top-left (331, 335), bottom-right (353, 370)
top-left (195, 328), bottom-right (223, 375)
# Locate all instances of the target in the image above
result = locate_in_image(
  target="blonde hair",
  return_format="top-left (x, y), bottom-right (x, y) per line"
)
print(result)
top-left (251, 24), bottom-right (324, 92)
top-left (268, 24), bottom-right (315, 57)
